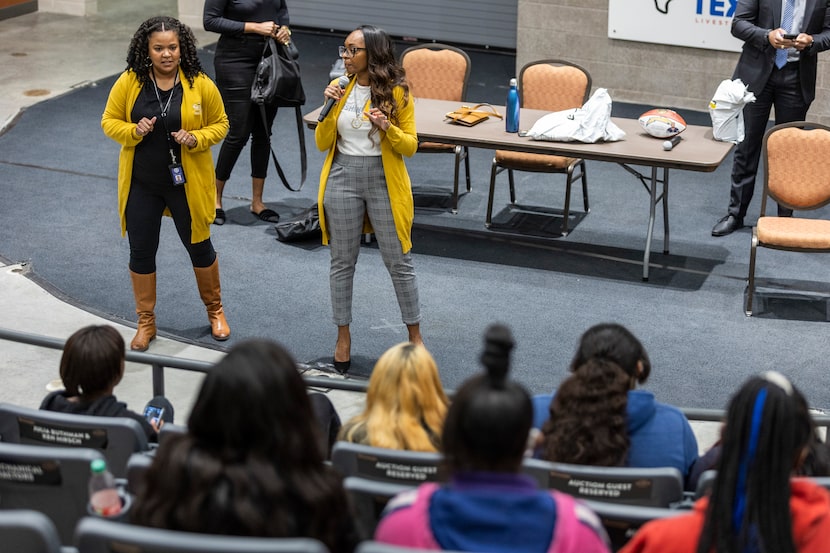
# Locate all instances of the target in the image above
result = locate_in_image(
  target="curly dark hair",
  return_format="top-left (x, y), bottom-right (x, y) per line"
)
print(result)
top-left (541, 357), bottom-right (631, 466)
top-left (125, 16), bottom-right (202, 87)
top-left (357, 25), bottom-right (410, 138)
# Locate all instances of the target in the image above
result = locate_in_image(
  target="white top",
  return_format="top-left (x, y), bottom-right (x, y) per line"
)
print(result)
top-left (336, 84), bottom-right (381, 156)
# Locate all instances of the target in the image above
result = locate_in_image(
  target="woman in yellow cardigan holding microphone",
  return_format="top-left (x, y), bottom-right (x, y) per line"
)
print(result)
top-left (102, 16), bottom-right (230, 351)
top-left (316, 25), bottom-right (423, 374)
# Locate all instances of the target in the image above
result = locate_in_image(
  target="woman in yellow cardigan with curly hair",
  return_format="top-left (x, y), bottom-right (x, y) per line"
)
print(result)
top-left (315, 24), bottom-right (423, 374)
top-left (102, 16), bottom-right (230, 351)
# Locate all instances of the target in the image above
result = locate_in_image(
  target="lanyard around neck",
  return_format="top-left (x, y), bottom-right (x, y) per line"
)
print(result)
top-left (150, 71), bottom-right (180, 164)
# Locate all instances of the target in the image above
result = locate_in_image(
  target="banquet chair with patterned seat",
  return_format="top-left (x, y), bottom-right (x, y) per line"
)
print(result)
top-left (746, 121), bottom-right (830, 315)
top-left (486, 59), bottom-right (591, 235)
top-left (400, 43), bottom-right (472, 213)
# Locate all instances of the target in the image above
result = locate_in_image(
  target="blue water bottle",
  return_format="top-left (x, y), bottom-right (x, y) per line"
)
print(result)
top-left (505, 78), bottom-right (520, 133)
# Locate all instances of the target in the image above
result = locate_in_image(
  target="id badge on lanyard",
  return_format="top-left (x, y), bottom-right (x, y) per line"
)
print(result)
top-left (152, 73), bottom-right (187, 186)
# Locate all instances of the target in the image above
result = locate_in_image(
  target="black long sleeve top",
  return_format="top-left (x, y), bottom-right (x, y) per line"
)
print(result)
top-left (203, 0), bottom-right (289, 36)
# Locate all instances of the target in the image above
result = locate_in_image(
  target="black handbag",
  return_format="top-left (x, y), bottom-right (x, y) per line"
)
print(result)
top-left (274, 204), bottom-right (321, 242)
top-left (251, 38), bottom-right (305, 107)
top-left (251, 38), bottom-right (307, 192)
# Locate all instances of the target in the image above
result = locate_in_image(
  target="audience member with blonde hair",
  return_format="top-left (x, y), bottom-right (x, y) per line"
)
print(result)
top-left (338, 342), bottom-right (448, 452)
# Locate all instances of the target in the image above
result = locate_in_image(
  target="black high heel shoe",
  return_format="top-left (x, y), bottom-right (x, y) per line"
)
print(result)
top-left (333, 359), bottom-right (351, 374)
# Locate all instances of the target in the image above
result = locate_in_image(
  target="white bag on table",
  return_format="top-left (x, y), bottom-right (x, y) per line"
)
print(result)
top-left (526, 88), bottom-right (626, 143)
top-left (709, 78), bottom-right (756, 143)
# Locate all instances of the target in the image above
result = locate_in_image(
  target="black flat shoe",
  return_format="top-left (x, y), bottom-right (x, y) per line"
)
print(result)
top-left (214, 208), bottom-right (226, 226)
top-left (712, 214), bottom-right (743, 237)
top-left (333, 359), bottom-right (351, 375)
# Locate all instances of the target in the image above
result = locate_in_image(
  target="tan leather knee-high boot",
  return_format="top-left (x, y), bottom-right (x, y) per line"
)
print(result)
top-left (129, 270), bottom-right (157, 351)
top-left (193, 258), bottom-right (230, 341)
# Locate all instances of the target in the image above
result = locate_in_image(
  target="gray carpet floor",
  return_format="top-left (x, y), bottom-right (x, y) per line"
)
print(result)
top-left (1, 30), bottom-right (829, 410)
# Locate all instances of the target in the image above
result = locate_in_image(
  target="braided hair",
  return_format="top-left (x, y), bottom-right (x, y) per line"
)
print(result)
top-left (696, 372), bottom-right (813, 553)
top-left (125, 16), bottom-right (203, 88)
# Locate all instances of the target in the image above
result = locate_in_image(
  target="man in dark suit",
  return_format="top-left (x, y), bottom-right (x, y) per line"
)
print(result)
top-left (712, 0), bottom-right (830, 236)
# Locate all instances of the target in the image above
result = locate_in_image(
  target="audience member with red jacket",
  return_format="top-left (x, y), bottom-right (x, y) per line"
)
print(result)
top-left (620, 371), bottom-right (830, 553)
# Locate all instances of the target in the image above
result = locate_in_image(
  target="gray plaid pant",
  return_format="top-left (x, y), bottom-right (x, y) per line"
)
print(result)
top-left (323, 153), bottom-right (420, 327)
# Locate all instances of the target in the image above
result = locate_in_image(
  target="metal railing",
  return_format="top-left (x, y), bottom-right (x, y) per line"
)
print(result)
top-left (0, 327), bottom-right (370, 397)
top-left (3, 325), bottom-right (830, 430)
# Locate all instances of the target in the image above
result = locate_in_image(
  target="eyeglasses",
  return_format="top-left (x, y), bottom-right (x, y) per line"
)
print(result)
top-left (338, 46), bottom-right (366, 58)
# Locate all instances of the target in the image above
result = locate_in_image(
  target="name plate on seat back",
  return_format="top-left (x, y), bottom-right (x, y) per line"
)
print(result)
top-left (548, 470), bottom-right (654, 501)
top-left (18, 416), bottom-right (109, 449)
top-left (0, 458), bottom-right (62, 486)
top-left (356, 453), bottom-right (443, 482)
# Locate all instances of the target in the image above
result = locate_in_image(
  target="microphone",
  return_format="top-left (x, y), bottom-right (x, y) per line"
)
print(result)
top-left (318, 76), bottom-right (350, 122)
top-left (663, 135), bottom-right (682, 151)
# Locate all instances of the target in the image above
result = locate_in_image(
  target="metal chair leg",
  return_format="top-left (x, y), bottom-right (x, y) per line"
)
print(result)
top-left (486, 159), bottom-right (501, 228)
top-left (452, 146), bottom-right (462, 214)
top-left (746, 230), bottom-right (758, 316)
top-left (562, 170), bottom-right (573, 236)
top-left (463, 146), bottom-right (471, 192)
top-left (578, 160), bottom-right (590, 212)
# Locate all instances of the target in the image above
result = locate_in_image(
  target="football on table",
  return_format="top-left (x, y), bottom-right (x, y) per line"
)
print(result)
top-left (638, 108), bottom-right (687, 138)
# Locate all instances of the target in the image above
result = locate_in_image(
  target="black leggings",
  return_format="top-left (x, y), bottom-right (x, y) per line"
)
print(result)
top-left (126, 178), bottom-right (216, 274)
top-left (213, 34), bottom-right (279, 181)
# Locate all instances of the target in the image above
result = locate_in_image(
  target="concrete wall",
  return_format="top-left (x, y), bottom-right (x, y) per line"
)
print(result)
top-left (517, 0), bottom-right (830, 125)
top-left (177, 0), bottom-right (201, 31)
top-left (38, 0), bottom-right (95, 16)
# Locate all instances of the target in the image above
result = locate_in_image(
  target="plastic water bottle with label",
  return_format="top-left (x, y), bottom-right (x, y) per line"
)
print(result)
top-left (505, 77), bottom-right (520, 133)
top-left (88, 459), bottom-right (122, 517)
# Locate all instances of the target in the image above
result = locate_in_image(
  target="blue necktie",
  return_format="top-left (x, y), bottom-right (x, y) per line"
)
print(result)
top-left (776, 0), bottom-right (795, 69)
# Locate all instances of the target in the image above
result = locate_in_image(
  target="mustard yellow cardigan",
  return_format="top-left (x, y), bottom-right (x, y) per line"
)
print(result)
top-left (314, 80), bottom-right (418, 253)
top-left (101, 69), bottom-right (229, 244)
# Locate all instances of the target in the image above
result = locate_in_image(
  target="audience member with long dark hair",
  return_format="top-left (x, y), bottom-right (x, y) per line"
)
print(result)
top-left (541, 357), bottom-right (631, 466)
top-left (374, 324), bottom-right (611, 553)
top-left (203, 0), bottom-right (292, 225)
top-left (131, 339), bottom-right (358, 552)
top-left (101, 16), bottom-right (231, 350)
top-left (40, 325), bottom-right (173, 441)
top-left (315, 24), bottom-right (422, 373)
top-left (533, 323), bottom-right (698, 482)
top-left (338, 342), bottom-right (448, 452)
top-left (620, 371), bottom-right (830, 553)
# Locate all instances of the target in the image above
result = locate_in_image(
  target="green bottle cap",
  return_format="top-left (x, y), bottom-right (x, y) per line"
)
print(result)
top-left (90, 459), bottom-right (107, 473)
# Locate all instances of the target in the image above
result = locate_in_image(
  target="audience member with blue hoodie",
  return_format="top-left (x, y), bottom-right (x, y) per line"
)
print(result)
top-left (375, 324), bottom-right (610, 553)
top-left (532, 323), bottom-right (698, 486)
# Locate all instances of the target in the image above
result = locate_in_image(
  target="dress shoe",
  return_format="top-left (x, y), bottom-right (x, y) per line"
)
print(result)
top-left (333, 359), bottom-right (351, 375)
top-left (711, 214), bottom-right (743, 237)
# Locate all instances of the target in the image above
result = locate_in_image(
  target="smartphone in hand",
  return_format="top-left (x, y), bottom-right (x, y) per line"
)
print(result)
top-left (783, 33), bottom-right (798, 40)
top-left (143, 405), bottom-right (164, 427)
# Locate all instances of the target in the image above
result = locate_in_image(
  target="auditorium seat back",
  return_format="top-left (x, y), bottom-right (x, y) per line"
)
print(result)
top-left (522, 458), bottom-right (685, 507)
top-left (0, 509), bottom-right (68, 553)
top-left (0, 442), bottom-right (103, 545)
top-left (74, 516), bottom-right (331, 553)
top-left (0, 402), bottom-right (149, 478)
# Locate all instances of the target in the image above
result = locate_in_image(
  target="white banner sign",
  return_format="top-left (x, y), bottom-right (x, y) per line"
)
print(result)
top-left (608, 0), bottom-right (744, 52)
